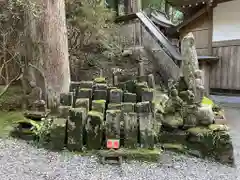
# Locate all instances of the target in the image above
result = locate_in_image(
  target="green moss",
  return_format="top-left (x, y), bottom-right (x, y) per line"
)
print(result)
top-left (106, 109), bottom-right (121, 114)
top-left (0, 111), bottom-right (26, 138)
top-left (92, 100), bottom-right (106, 104)
top-left (99, 148), bottom-right (162, 162)
top-left (187, 126), bottom-right (212, 136)
top-left (208, 124), bottom-right (229, 132)
top-left (79, 88), bottom-right (92, 91)
top-left (163, 143), bottom-right (187, 152)
top-left (0, 86), bottom-right (23, 110)
top-left (94, 77), bottom-right (106, 83)
top-left (142, 88), bottom-right (155, 92)
top-left (110, 88), bottom-right (123, 92)
top-left (88, 111), bottom-right (104, 120)
top-left (108, 103), bottom-right (122, 110)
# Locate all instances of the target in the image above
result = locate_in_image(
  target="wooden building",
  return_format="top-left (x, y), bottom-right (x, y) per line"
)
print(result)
top-left (168, 0), bottom-right (240, 93)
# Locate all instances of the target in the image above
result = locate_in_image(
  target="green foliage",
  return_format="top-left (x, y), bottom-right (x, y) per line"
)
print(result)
top-left (66, 0), bottom-right (127, 77)
top-left (0, 111), bottom-right (25, 138)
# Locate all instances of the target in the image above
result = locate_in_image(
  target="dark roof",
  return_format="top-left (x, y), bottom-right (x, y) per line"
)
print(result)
top-left (150, 10), bottom-right (174, 28)
top-left (167, 0), bottom-right (233, 7)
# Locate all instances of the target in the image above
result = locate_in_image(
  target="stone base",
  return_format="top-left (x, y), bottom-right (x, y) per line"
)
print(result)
top-left (23, 110), bottom-right (50, 120)
top-left (99, 148), bottom-right (162, 162)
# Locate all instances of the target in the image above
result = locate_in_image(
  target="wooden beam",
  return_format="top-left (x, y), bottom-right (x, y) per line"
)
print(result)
top-left (212, 40), bottom-right (240, 48)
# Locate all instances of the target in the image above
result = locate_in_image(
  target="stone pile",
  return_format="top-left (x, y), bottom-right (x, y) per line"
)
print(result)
top-left (54, 62), bottom-right (158, 153)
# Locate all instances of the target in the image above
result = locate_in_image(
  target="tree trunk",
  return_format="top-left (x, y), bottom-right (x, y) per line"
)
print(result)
top-left (42, 0), bottom-right (70, 110)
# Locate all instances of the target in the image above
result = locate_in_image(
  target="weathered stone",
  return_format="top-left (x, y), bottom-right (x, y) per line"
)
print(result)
top-left (138, 62), bottom-right (145, 77)
top-left (162, 113), bottom-right (183, 129)
top-left (108, 103), bottom-right (122, 110)
top-left (136, 82), bottom-right (148, 101)
top-left (105, 110), bottom-right (121, 140)
top-left (141, 88), bottom-right (154, 102)
top-left (23, 81), bottom-right (46, 111)
top-left (117, 82), bottom-right (126, 91)
top-left (196, 105), bottom-right (214, 125)
top-left (123, 112), bottom-right (138, 148)
top-left (70, 81), bottom-right (81, 92)
top-left (60, 92), bottom-right (73, 106)
top-left (182, 105), bottom-right (198, 129)
top-left (94, 77), bottom-right (106, 84)
top-left (23, 110), bottom-right (49, 120)
top-left (159, 130), bottom-right (187, 144)
top-left (135, 101), bottom-right (151, 113)
top-left (109, 89), bottom-right (123, 103)
top-left (57, 106), bottom-right (71, 118)
top-left (93, 83), bottom-right (108, 91)
top-left (92, 100), bottom-right (106, 114)
top-left (113, 75), bottom-right (118, 86)
top-left (186, 126), bottom-right (211, 143)
top-left (123, 93), bottom-right (137, 103)
top-left (154, 113), bottom-right (163, 138)
top-left (93, 90), bottom-right (107, 100)
top-left (138, 113), bottom-right (155, 149)
top-left (75, 98), bottom-right (89, 112)
top-left (181, 32), bottom-right (199, 89)
top-left (85, 111), bottom-right (104, 150)
top-left (122, 103), bottom-right (135, 112)
top-left (79, 81), bottom-right (94, 89)
top-left (49, 118), bottom-right (67, 150)
top-left (78, 88), bottom-right (92, 99)
top-left (67, 108), bottom-right (85, 151)
top-left (147, 74), bottom-right (156, 89)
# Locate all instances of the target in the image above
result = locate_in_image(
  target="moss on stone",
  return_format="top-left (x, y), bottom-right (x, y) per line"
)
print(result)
top-left (106, 109), bottom-right (121, 114)
top-left (208, 124), bottom-right (229, 132)
top-left (163, 143), bottom-right (187, 153)
top-left (142, 88), bottom-right (155, 92)
top-left (88, 111), bottom-right (104, 120)
top-left (108, 103), bottom-right (122, 110)
top-left (94, 77), bottom-right (106, 83)
top-left (187, 126), bottom-right (212, 136)
top-left (99, 148), bottom-right (162, 162)
top-left (110, 88), bottom-right (123, 93)
top-left (79, 88), bottom-right (92, 91)
top-left (93, 100), bottom-right (106, 104)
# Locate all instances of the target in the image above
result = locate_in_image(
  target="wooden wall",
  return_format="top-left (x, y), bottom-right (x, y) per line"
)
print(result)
top-left (210, 40), bottom-right (240, 90)
top-left (180, 12), bottom-right (212, 56)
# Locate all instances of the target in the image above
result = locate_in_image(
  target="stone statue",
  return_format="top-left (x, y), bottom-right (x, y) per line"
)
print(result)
top-left (165, 87), bottom-right (183, 114)
top-left (194, 69), bottom-right (205, 104)
top-left (25, 81), bottom-right (46, 111)
top-left (181, 32), bottom-right (205, 104)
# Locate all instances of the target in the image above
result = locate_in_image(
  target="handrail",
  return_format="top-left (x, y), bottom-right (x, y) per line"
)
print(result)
top-left (136, 11), bottom-right (183, 62)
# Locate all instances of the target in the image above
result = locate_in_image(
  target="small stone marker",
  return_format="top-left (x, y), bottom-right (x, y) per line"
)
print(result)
top-left (109, 89), bottom-right (123, 104)
top-left (93, 90), bottom-right (107, 100)
top-left (123, 93), bottom-right (137, 103)
top-left (92, 100), bottom-right (106, 114)
top-left (60, 92), bottom-right (73, 106)
top-left (123, 112), bottom-right (138, 148)
top-left (147, 74), bottom-right (156, 89)
top-left (141, 88), bottom-right (154, 102)
top-left (105, 110), bottom-right (121, 139)
top-left (138, 113), bottom-right (155, 149)
top-left (85, 111), bottom-right (104, 150)
top-left (57, 106), bottom-right (71, 118)
top-left (49, 118), bottom-right (67, 150)
top-left (67, 108), bottom-right (85, 151)
top-left (75, 98), bottom-right (90, 112)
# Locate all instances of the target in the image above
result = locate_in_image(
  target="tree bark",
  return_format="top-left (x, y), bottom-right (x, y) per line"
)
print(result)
top-left (42, 0), bottom-right (70, 110)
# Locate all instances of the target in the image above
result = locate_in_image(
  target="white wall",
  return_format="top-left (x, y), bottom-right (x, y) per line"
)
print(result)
top-left (213, 0), bottom-right (240, 42)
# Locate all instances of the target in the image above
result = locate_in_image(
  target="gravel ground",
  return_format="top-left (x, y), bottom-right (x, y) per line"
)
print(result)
top-left (0, 106), bottom-right (239, 180)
